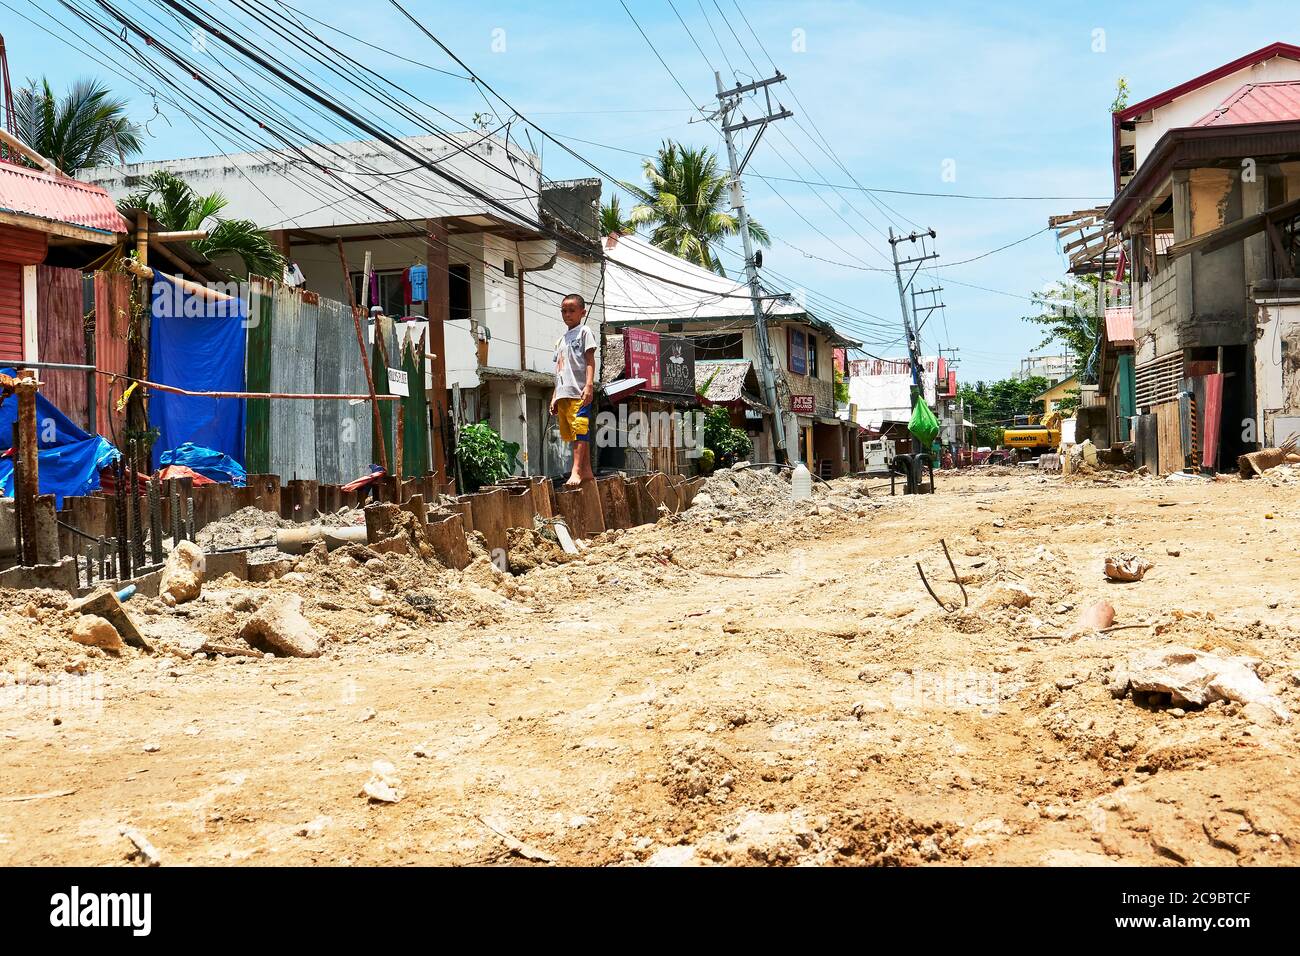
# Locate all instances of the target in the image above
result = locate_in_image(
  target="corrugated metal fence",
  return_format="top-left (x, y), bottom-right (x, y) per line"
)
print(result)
top-left (246, 277), bottom-right (389, 485)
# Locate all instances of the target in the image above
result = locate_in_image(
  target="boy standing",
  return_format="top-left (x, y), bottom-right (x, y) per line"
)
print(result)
top-left (550, 293), bottom-right (598, 487)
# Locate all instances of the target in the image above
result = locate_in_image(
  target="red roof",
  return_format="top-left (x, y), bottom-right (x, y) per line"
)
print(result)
top-left (0, 161), bottom-right (129, 236)
top-left (1192, 80), bottom-right (1300, 126)
top-left (1113, 42), bottom-right (1300, 190)
top-left (1104, 306), bottom-right (1135, 347)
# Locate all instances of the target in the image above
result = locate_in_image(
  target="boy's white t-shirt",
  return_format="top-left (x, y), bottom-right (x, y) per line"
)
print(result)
top-left (553, 323), bottom-right (598, 400)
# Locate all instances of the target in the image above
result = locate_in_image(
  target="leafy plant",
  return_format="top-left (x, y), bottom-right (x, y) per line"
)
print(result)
top-left (623, 141), bottom-right (769, 276)
top-left (454, 422), bottom-right (514, 491)
top-left (698, 447), bottom-right (715, 475)
top-left (12, 77), bottom-right (143, 173)
top-left (122, 170), bottom-right (285, 279)
top-left (834, 368), bottom-right (849, 405)
top-left (600, 196), bottom-right (637, 237)
top-left (702, 405), bottom-right (751, 466)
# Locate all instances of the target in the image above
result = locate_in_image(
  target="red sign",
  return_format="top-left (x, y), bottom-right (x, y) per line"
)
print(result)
top-left (791, 394), bottom-right (815, 415)
top-left (623, 328), bottom-right (660, 390)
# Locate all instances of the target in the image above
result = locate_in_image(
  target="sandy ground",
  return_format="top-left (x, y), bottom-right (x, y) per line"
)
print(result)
top-left (2, 467), bottom-right (1298, 866)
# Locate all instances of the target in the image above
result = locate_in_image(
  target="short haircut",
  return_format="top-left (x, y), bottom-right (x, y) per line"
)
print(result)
top-left (562, 293), bottom-right (586, 309)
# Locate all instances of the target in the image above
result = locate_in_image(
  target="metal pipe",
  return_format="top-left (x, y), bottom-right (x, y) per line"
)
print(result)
top-left (85, 544), bottom-right (95, 587)
top-left (185, 497), bottom-right (195, 542)
top-left (15, 372), bottom-right (39, 566)
top-left (114, 458), bottom-right (131, 580)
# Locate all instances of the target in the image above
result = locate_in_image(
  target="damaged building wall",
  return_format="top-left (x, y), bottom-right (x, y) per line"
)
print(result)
top-left (1253, 286), bottom-right (1300, 446)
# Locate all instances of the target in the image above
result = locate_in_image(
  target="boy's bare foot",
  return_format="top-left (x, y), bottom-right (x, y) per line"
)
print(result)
top-left (564, 475), bottom-right (583, 488)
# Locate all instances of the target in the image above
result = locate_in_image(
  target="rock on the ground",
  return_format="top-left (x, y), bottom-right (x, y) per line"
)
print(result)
top-left (1127, 646), bottom-right (1290, 723)
top-left (239, 594), bottom-right (323, 658)
top-left (981, 582), bottom-right (1034, 609)
top-left (159, 540), bottom-right (205, 607)
top-left (1104, 553), bottom-right (1153, 582)
top-left (70, 614), bottom-right (124, 652)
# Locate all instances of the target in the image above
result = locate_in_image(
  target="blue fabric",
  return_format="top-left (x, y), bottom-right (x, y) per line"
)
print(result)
top-left (408, 264), bottom-right (428, 302)
top-left (148, 274), bottom-right (248, 469)
top-left (0, 367), bottom-right (120, 507)
top-left (159, 442), bottom-right (247, 486)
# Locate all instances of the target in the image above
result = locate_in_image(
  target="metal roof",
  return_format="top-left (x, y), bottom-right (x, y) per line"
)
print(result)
top-left (1105, 306), bottom-right (1135, 347)
top-left (1193, 80), bottom-right (1300, 126)
top-left (0, 161), bottom-right (129, 236)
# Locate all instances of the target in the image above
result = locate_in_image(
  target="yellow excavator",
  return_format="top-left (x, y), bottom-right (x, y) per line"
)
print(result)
top-left (1002, 410), bottom-right (1062, 459)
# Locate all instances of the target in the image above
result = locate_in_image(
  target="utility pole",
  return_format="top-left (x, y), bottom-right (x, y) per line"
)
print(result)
top-left (715, 70), bottom-right (793, 461)
top-left (888, 228), bottom-right (938, 403)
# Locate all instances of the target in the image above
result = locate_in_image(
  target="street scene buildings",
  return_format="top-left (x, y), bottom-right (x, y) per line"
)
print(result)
top-left (0, 3), bottom-right (1297, 901)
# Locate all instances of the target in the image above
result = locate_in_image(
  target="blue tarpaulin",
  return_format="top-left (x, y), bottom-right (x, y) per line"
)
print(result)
top-left (0, 367), bottom-right (120, 507)
top-left (148, 273), bottom-right (248, 469)
top-left (159, 442), bottom-right (247, 486)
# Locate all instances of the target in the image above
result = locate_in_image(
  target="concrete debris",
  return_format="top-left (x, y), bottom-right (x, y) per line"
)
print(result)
top-left (159, 541), bottom-right (205, 607)
top-left (362, 761), bottom-right (402, 803)
top-left (70, 614), bottom-right (124, 653)
top-left (120, 826), bottom-right (161, 866)
top-left (1104, 553), bottom-right (1153, 582)
top-left (1125, 646), bottom-right (1291, 724)
top-left (239, 594), bottom-right (323, 658)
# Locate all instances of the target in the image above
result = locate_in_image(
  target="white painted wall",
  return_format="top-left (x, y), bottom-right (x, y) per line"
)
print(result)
top-left (1254, 294), bottom-right (1300, 446)
top-left (1133, 58), bottom-right (1300, 170)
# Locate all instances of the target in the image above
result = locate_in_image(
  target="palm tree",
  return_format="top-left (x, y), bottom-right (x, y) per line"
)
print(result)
top-left (123, 170), bottom-right (284, 279)
top-left (625, 141), bottom-right (769, 276)
top-left (11, 77), bottom-right (144, 173)
top-left (600, 196), bottom-right (637, 237)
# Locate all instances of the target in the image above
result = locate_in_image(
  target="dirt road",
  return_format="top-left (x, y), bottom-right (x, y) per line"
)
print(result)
top-left (3, 468), bottom-right (1298, 866)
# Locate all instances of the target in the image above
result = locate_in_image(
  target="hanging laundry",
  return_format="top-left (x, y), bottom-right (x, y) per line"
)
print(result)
top-left (283, 261), bottom-right (306, 288)
top-left (402, 266), bottom-right (413, 306)
top-left (369, 270), bottom-right (380, 308)
top-left (408, 263), bottom-right (428, 303)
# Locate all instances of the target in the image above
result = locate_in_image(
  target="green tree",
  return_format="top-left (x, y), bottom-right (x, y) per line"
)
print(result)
top-left (624, 141), bottom-right (768, 276)
top-left (1022, 276), bottom-right (1102, 367)
top-left (701, 405), bottom-right (752, 466)
top-left (11, 77), bottom-right (143, 173)
top-left (958, 375), bottom-right (1051, 448)
top-left (600, 196), bottom-right (637, 237)
top-left (123, 170), bottom-right (284, 279)
top-left (834, 368), bottom-right (849, 405)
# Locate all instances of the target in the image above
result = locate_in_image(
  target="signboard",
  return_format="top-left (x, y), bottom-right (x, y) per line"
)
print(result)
top-left (847, 355), bottom-right (939, 407)
top-left (791, 394), bottom-right (815, 415)
top-left (623, 328), bottom-right (660, 390)
top-left (657, 335), bottom-right (696, 395)
top-left (788, 328), bottom-right (807, 375)
top-left (388, 368), bottom-right (409, 397)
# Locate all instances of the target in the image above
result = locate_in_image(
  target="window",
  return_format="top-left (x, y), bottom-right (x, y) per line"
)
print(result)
top-left (449, 264), bottom-right (471, 323)
top-left (503, 259), bottom-right (515, 278)
top-left (807, 333), bottom-right (819, 378)
top-left (787, 327), bottom-right (807, 375)
top-left (351, 269), bottom-right (406, 318)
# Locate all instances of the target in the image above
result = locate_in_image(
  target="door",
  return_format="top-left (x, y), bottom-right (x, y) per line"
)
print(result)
top-left (0, 262), bottom-right (22, 363)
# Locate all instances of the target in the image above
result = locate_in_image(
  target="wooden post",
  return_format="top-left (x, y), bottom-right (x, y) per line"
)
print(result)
top-left (15, 370), bottom-right (39, 565)
top-left (426, 218), bottom-right (450, 490)
top-left (337, 238), bottom-right (388, 473)
top-left (130, 211), bottom-right (150, 436)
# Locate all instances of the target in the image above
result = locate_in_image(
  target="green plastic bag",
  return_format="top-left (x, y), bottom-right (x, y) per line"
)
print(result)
top-left (909, 398), bottom-right (940, 448)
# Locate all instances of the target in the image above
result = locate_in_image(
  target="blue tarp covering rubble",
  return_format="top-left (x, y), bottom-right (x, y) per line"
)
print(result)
top-left (0, 367), bottom-right (120, 507)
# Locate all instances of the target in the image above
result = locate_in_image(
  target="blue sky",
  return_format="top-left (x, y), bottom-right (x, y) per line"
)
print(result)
top-left (5, 0), bottom-right (1298, 381)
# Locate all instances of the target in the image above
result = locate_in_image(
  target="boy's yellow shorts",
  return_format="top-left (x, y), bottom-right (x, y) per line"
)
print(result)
top-left (555, 398), bottom-right (592, 443)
